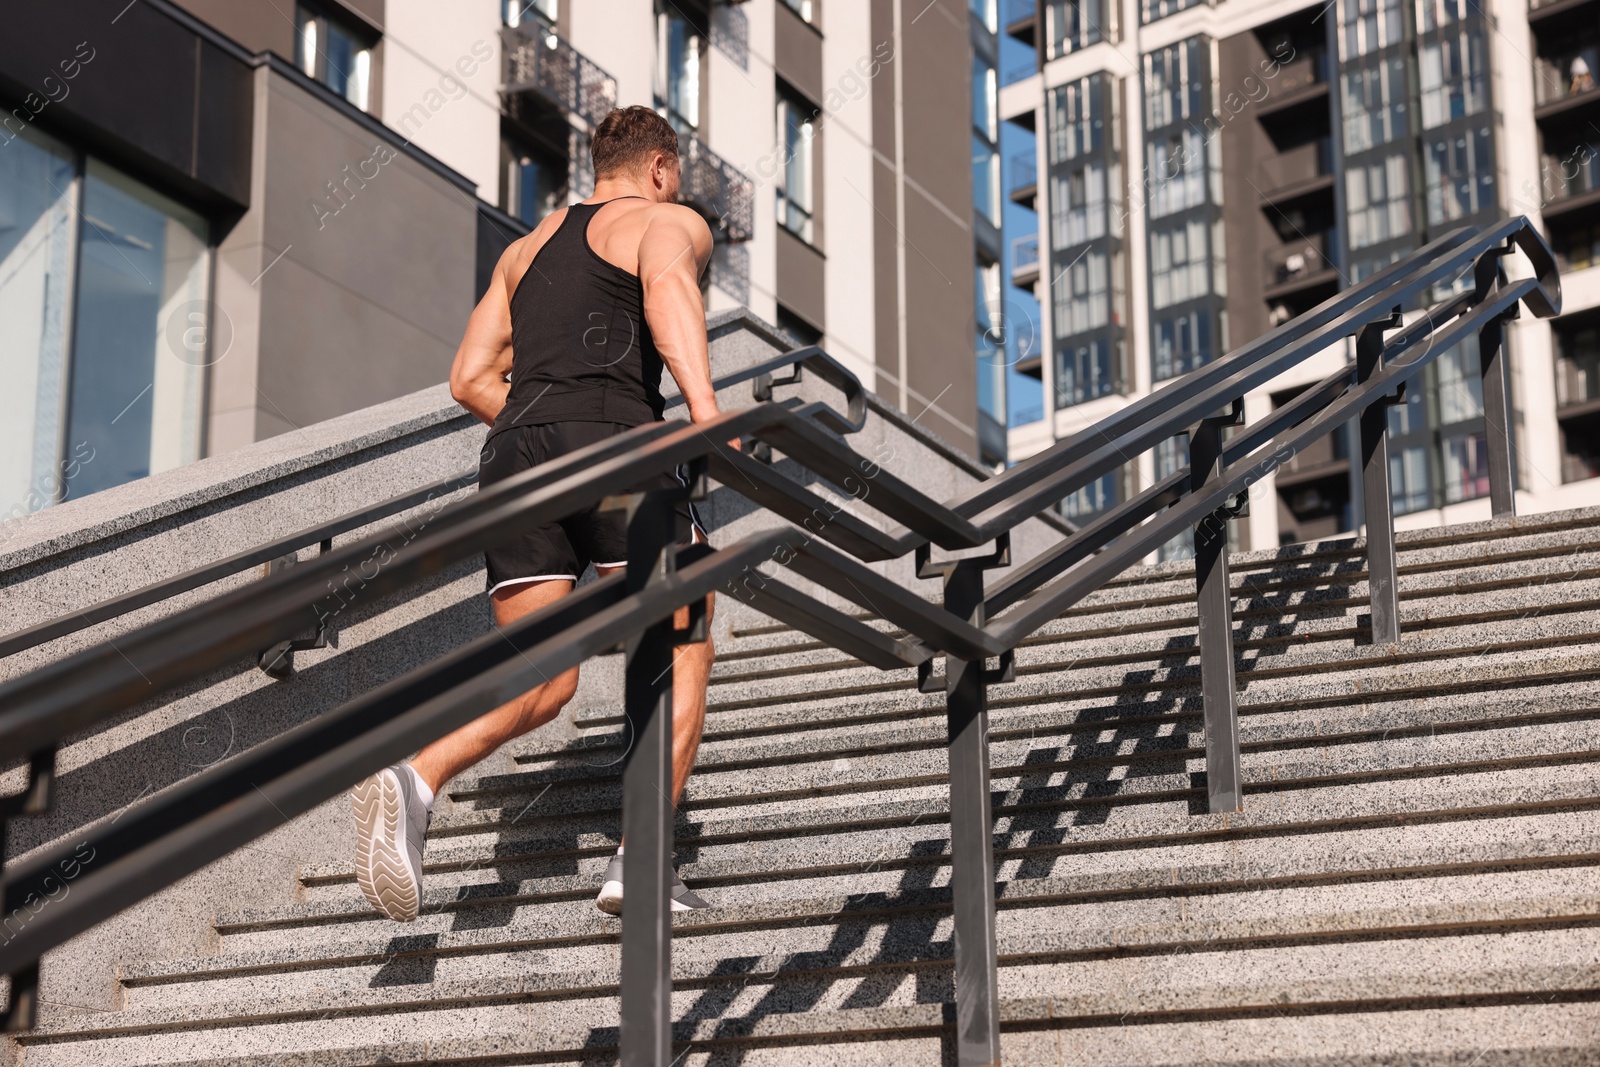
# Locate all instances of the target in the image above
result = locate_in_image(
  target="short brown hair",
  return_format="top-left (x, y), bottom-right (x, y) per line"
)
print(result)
top-left (591, 106), bottom-right (680, 179)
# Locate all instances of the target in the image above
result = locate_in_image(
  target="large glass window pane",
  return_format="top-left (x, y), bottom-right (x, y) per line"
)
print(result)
top-left (1390, 444), bottom-right (1431, 514)
top-left (1346, 153), bottom-right (1411, 249)
top-left (1340, 0), bottom-right (1404, 60)
top-left (973, 135), bottom-right (1001, 226)
top-left (1047, 77), bottom-right (1104, 164)
top-left (64, 161), bottom-right (208, 498)
top-left (1419, 29), bottom-right (1487, 129)
top-left (776, 94), bottom-right (816, 240)
top-left (1052, 247), bottom-right (1110, 336)
top-left (973, 55), bottom-right (998, 141)
top-left (976, 261), bottom-right (1005, 420)
top-left (1144, 41), bottom-right (1203, 130)
top-left (0, 127), bottom-right (76, 514)
top-left (1049, 162), bottom-right (1107, 249)
top-left (1147, 127), bottom-right (1207, 217)
top-left (1047, 0), bottom-right (1108, 58)
top-left (1424, 123), bottom-right (1494, 224)
top-left (1341, 59), bottom-right (1410, 154)
top-left (1152, 307), bottom-right (1210, 380)
top-left (1149, 217), bottom-right (1209, 309)
top-left (659, 6), bottom-right (702, 131)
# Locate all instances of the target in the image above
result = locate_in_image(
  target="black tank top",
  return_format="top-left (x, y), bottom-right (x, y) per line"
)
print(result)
top-left (491, 197), bottom-right (666, 435)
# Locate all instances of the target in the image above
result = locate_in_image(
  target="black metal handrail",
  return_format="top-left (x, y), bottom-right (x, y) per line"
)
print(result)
top-left (0, 217), bottom-right (1561, 1066)
top-left (0, 349), bottom-right (862, 664)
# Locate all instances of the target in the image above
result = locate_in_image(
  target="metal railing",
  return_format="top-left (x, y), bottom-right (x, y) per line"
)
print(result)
top-left (1264, 232), bottom-right (1334, 288)
top-left (1012, 232), bottom-right (1040, 273)
top-left (502, 22), bottom-right (618, 129)
top-left (1009, 149), bottom-right (1037, 192)
top-left (0, 217), bottom-right (1561, 1065)
top-left (678, 133), bottom-right (755, 243)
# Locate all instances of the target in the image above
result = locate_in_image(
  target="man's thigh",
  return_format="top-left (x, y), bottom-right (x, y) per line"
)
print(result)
top-left (491, 577), bottom-right (575, 628)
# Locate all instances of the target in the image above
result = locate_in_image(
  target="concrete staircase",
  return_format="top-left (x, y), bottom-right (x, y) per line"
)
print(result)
top-left (12, 505), bottom-right (1600, 1065)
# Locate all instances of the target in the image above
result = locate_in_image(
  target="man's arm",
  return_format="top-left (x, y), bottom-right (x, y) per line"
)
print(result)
top-left (449, 243), bottom-right (519, 426)
top-left (638, 205), bottom-right (721, 430)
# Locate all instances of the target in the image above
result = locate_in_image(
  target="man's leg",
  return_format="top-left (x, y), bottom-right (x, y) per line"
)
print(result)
top-left (409, 578), bottom-right (581, 793)
top-left (595, 585), bottom-right (716, 913)
top-left (352, 578), bottom-right (581, 923)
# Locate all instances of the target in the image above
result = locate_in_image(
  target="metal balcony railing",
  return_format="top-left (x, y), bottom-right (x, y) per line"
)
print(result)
top-left (1558, 351), bottom-right (1600, 407)
top-left (678, 133), bottom-right (755, 243)
top-left (0, 219), bottom-right (1561, 1066)
top-left (1010, 149), bottom-right (1037, 192)
top-left (502, 22), bottom-right (617, 129)
top-left (1543, 141), bottom-right (1600, 205)
top-left (1012, 232), bottom-right (1040, 272)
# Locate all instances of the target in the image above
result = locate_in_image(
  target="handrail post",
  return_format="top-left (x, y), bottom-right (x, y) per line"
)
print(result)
top-left (1357, 313), bottom-right (1403, 646)
top-left (1189, 403), bottom-right (1245, 814)
top-left (618, 489), bottom-right (682, 1067)
top-left (1478, 310), bottom-right (1518, 519)
top-left (921, 540), bottom-right (1007, 1067)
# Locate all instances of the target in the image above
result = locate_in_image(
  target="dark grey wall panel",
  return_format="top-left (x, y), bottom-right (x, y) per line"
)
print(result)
top-left (775, 2), bottom-right (824, 105)
top-left (0, 0), bottom-right (254, 209)
top-left (777, 225), bottom-right (827, 330)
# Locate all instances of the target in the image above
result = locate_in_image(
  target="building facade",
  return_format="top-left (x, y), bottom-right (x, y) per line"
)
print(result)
top-left (0, 0), bottom-right (995, 518)
top-left (1001, 0), bottom-right (1600, 555)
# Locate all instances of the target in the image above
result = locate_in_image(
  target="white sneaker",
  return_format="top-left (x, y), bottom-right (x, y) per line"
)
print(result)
top-left (351, 765), bottom-right (431, 922)
top-left (596, 851), bottom-right (709, 915)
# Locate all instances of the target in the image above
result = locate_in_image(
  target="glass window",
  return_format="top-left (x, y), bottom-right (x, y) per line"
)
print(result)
top-left (1049, 162), bottom-right (1107, 249)
top-left (1061, 468), bottom-right (1121, 521)
top-left (976, 261), bottom-right (1005, 421)
top-left (503, 139), bottom-right (565, 226)
top-left (1339, 0), bottom-right (1404, 60)
top-left (0, 127), bottom-right (77, 514)
top-left (1424, 123), bottom-right (1494, 224)
top-left (1389, 445), bottom-right (1431, 513)
top-left (1155, 435), bottom-right (1195, 560)
top-left (1047, 0), bottom-right (1109, 59)
top-left (973, 134), bottom-right (1001, 227)
top-left (776, 93), bottom-right (817, 241)
top-left (1145, 41), bottom-right (1203, 130)
top-left (657, 3), bottom-right (702, 132)
top-left (295, 4), bottom-right (373, 111)
top-left (1415, 0), bottom-right (1482, 34)
top-left (1143, 0), bottom-right (1205, 27)
top-left (973, 54), bottom-right (998, 141)
top-left (0, 129), bottom-right (210, 508)
top-left (1147, 127), bottom-right (1207, 217)
top-left (1419, 28), bottom-right (1488, 129)
top-left (1052, 247), bottom-right (1111, 337)
top-left (1341, 59), bottom-right (1410, 154)
top-left (1056, 336), bottom-right (1122, 406)
top-left (503, 0), bottom-right (558, 27)
top-left (1152, 307), bottom-right (1211, 380)
top-left (782, 0), bottom-right (817, 24)
top-left (1346, 153), bottom-right (1411, 250)
top-left (1048, 77), bottom-right (1105, 165)
top-left (1149, 218), bottom-right (1210, 310)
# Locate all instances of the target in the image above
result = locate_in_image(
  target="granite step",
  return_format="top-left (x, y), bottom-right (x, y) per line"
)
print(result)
top-left (21, 919), bottom-right (1600, 1065)
top-left (109, 875), bottom-right (1600, 1017)
top-left (220, 806), bottom-right (1600, 950)
top-left (432, 676), bottom-right (1600, 854)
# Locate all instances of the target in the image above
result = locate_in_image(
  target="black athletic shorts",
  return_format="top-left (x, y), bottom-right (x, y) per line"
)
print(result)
top-left (478, 421), bottom-right (707, 594)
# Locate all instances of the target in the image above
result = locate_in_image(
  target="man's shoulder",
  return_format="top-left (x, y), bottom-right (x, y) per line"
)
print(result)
top-left (644, 201), bottom-right (712, 234)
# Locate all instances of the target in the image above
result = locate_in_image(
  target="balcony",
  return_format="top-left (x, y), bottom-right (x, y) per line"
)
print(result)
top-left (502, 24), bottom-right (617, 130)
top-left (1005, 0), bottom-right (1037, 47)
top-left (1011, 232), bottom-right (1040, 289)
top-left (678, 134), bottom-right (755, 243)
top-left (1009, 149), bottom-right (1037, 208)
top-left (1263, 231), bottom-right (1338, 296)
top-left (1542, 141), bottom-right (1600, 218)
top-left (1257, 137), bottom-right (1335, 208)
top-left (1534, 45), bottom-right (1600, 124)
top-left (1257, 46), bottom-right (1329, 122)
top-left (1558, 350), bottom-right (1600, 412)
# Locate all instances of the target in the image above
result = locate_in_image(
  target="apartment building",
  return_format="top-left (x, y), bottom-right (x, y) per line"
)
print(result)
top-left (999, 0), bottom-right (1600, 555)
top-left (0, 0), bottom-right (996, 516)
